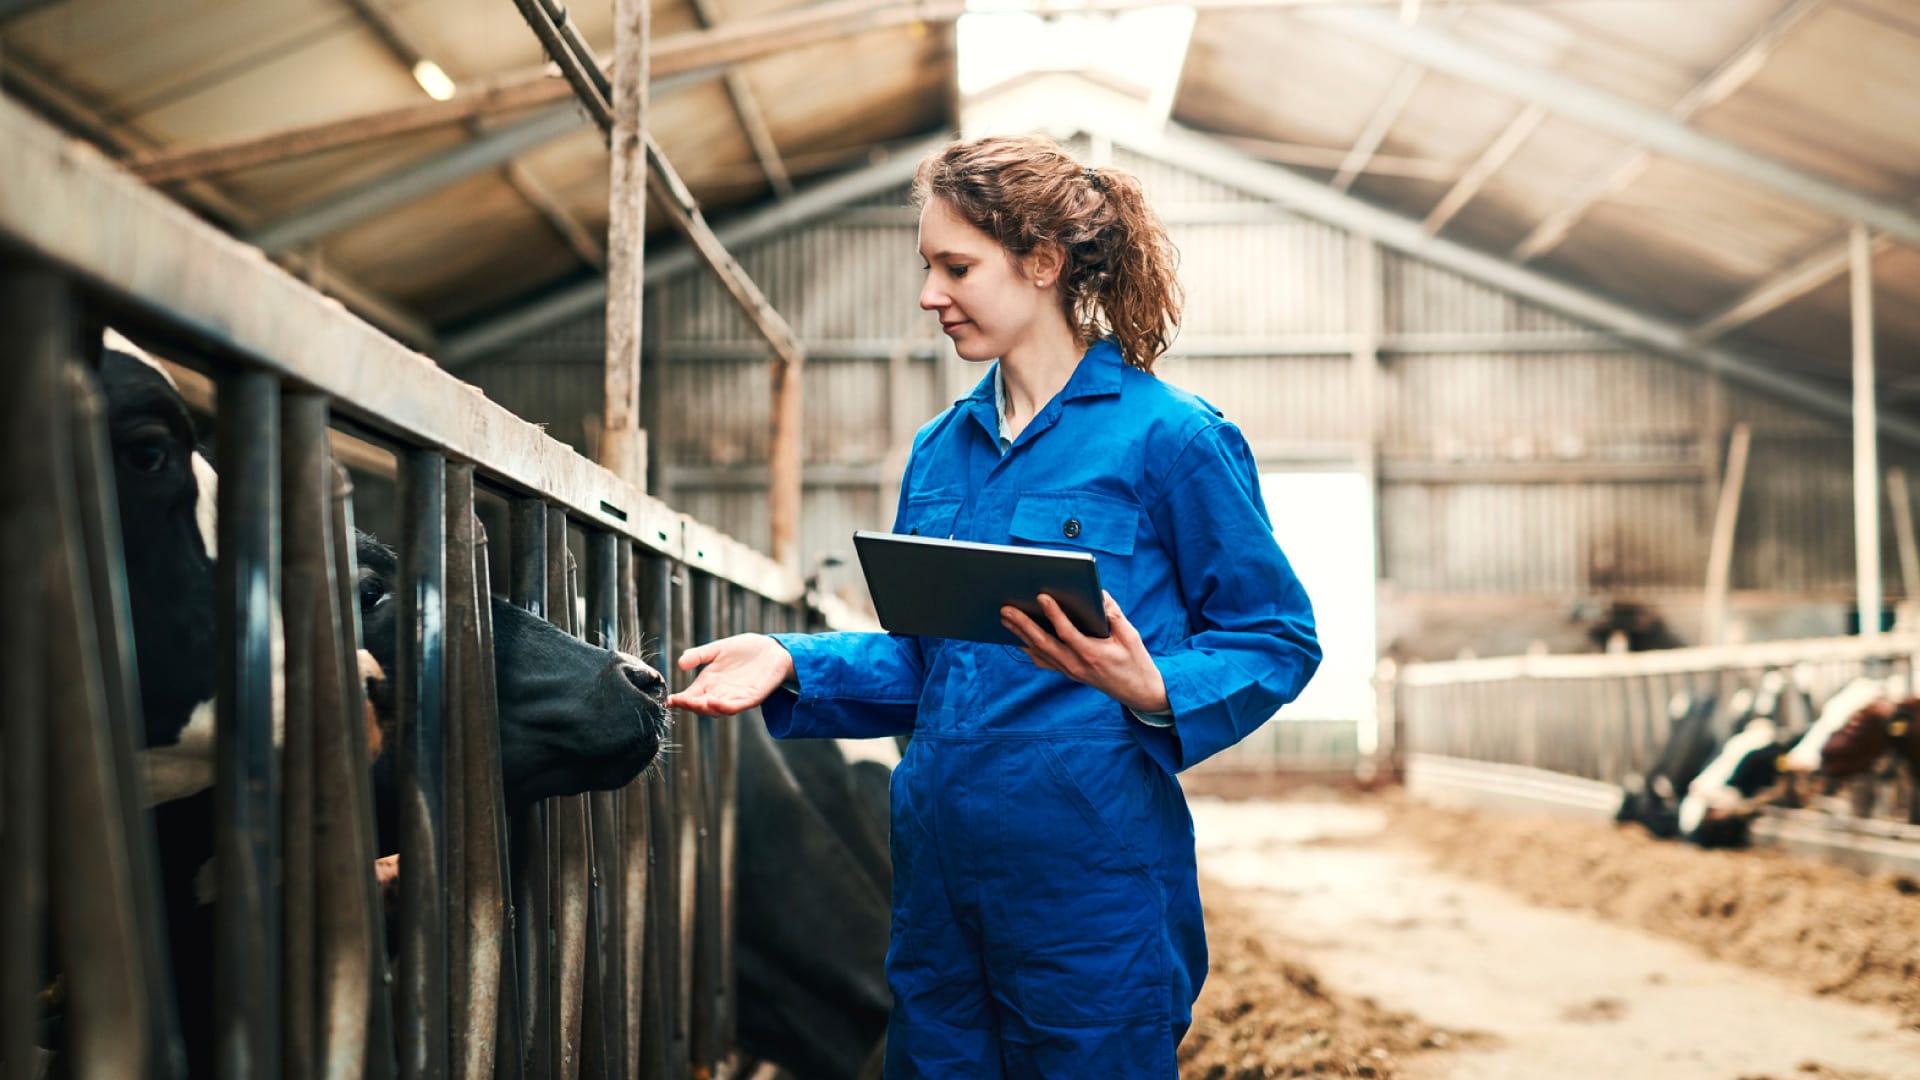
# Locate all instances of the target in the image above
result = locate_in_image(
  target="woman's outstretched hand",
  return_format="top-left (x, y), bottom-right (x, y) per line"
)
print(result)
top-left (666, 633), bottom-right (795, 716)
top-left (1001, 591), bottom-right (1170, 714)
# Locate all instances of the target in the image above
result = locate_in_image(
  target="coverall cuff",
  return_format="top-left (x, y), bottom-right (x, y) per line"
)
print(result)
top-left (760, 637), bottom-right (807, 739)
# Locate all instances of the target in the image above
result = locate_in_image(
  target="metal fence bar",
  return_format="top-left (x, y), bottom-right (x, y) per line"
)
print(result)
top-left (639, 551), bottom-right (677, 1080)
top-left (446, 464), bottom-right (510, 1080)
top-left (546, 508), bottom-right (589, 1080)
top-left (617, 540), bottom-right (651, 1080)
top-left (690, 571), bottom-right (722, 1070)
top-left (582, 530), bottom-right (628, 1080)
top-left (280, 393), bottom-right (328, 1080)
top-left (508, 497), bottom-right (551, 1079)
top-left (329, 464), bottom-right (397, 1080)
top-left (469, 509), bottom-right (522, 1080)
top-left (671, 561), bottom-right (699, 1077)
top-left (0, 264), bottom-right (53, 1080)
top-left (213, 369), bottom-right (281, 1080)
top-left (397, 449), bottom-right (450, 1080)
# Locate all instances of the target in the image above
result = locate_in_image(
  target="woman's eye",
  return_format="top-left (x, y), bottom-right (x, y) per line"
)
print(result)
top-left (949, 265), bottom-right (968, 278)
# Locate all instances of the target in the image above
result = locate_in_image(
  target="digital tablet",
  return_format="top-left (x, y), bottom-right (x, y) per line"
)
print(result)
top-left (853, 530), bottom-right (1109, 647)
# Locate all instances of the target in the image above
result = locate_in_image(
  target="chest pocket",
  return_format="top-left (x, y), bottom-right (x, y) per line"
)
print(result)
top-left (896, 494), bottom-right (963, 539)
top-left (1007, 490), bottom-right (1139, 603)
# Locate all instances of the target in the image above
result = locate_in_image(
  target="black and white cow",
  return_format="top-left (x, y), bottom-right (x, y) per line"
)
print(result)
top-left (1616, 689), bottom-right (1723, 838)
top-left (1675, 670), bottom-right (1804, 848)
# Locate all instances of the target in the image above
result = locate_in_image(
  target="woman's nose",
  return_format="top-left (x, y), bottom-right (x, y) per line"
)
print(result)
top-left (919, 275), bottom-right (945, 311)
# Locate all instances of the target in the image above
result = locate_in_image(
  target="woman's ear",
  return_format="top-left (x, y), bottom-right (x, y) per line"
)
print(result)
top-left (1025, 242), bottom-right (1066, 290)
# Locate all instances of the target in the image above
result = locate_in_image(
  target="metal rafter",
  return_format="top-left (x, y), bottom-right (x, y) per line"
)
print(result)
top-left (1347, 0), bottom-right (1829, 263)
top-left (1121, 119), bottom-right (1920, 448)
top-left (1422, 103), bottom-right (1544, 235)
top-left (1306, 4), bottom-right (1920, 247)
top-left (1332, 62), bottom-right (1426, 193)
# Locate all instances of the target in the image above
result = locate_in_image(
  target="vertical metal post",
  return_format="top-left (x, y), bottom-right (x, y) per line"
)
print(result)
top-left (330, 464), bottom-right (396, 1080)
top-left (671, 563), bottom-right (700, 1075)
top-left (0, 266), bottom-right (52, 1080)
top-left (508, 498), bottom-right (550, 1079)
top-left (639, 552), bottom-right (677, 1080)
top-left (546, 508), bottom-right (589, 1080)
top-left (717, 584), bottom-right (743, 1054)
top-left (214, 369), bottom-right (282, 1080)
top-left (582, 531), bottom-right (626, 1080)
top-left (1853, 224), bottom-right (1882, 638)
top-left (445, 464), bottom-right (508, 1080)
top-left (469, 512), bottom-right (521, 1080)
top-left (280, 393), bottom-right (329, 1080)
top-left (397, 450), bottom-right (449, 1080)
top-left (603, 0), bottom-right (651, 489)
top-left (618, 540), bottom-right (650, 1080)
top-left (690, 572), bottom-right (721, 1069)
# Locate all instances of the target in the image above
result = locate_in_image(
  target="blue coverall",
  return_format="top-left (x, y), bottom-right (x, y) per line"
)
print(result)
top-left (765, 339), bottom-right (1320, 1077)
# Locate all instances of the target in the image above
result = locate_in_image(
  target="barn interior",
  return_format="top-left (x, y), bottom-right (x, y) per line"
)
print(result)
top-left (4, 0), bottom-right (1920, 1077)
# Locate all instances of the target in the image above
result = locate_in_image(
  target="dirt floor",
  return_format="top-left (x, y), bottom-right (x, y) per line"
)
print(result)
top-left (1177, 785), bottom-right (1920, 1080)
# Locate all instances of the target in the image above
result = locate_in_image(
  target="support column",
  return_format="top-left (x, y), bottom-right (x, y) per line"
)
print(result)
top-left (1853, 224), bottom-right (1881, 638)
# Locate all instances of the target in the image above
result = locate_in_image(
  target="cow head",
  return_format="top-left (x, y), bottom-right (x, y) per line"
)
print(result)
top-left (351, 532), bottom-right (667, 807)
top-left (1815, 697), bottom-right (1920, 780)
top-left (98, 335), bottom-right (218, 753)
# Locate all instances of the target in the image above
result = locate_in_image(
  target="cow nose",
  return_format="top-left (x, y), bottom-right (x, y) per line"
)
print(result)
top-left (621, 662), bottom-right (666, 698)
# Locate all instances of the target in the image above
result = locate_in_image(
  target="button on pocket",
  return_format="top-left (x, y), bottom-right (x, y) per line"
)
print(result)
top-left (1063, 518), bottom-right (1081, 539)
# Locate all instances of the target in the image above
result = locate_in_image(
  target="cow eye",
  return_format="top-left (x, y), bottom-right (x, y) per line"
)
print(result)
top-left (358, 575), bottom-right (390, 610)
top-left (121, 426), bottom-right (172, 474)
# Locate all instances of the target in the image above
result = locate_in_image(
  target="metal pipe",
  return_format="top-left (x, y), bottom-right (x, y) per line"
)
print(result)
top-left (0, 265), bottom-right (52, 1080)
top-left (690, 572), bottom-right (722, 1069)
top-left (507, 497), bottom-right (550, 1078)
top-left (1853, 225), bottom-right (1881, 638)
top-left (618, 541), bottom-right (651, 1080)
top-left (397, 449), bottom-right (449, 1079)
top-left (279, 392), bottom-right (330, 1080)
top-left (671, 563), bottom-right (699, 1075)
top-left (329, 464), bottom-right (397, 1080)
top-left (214, 369), bottom-right (282, 1080)
top-left (582, 530), bottom-right (626, 1080)
top-left (544, 507), bottom-right (590, 1079)
top-left (639, 552), bottom-right (677, 1079)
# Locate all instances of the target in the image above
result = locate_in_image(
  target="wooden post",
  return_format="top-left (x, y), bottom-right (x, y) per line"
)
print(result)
top-left (1701, 422), bottom-right (1751, 646)
top-left (602, 0), bottom-right (650, 489)
top-left (1854, 225), bottom-right (1881, 638)
top-left (768, 346), bottom-right (804, 572)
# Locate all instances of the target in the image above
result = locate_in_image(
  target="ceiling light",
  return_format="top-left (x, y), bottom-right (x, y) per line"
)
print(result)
top-left (412, 59), bottom-right (457, 101)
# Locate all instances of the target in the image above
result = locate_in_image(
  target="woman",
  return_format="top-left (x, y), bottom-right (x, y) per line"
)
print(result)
top-left (667, 135), bottom-right (1320, 1077)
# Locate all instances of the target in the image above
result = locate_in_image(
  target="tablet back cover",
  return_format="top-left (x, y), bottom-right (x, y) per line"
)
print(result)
top-left (853, 530), bottom-right (1108, 646)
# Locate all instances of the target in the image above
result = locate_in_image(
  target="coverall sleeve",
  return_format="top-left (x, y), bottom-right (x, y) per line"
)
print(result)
top-left (759, 449), bottom-right (932, 741)
top-left (1135, 422), bottom-right (1321, 774)
top-left (760, 630), bottom-right (924, 740)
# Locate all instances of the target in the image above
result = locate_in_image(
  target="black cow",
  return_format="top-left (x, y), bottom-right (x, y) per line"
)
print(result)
top-left (97, 334), bottom-right (669, 1075)
top-left (736, 725), bottom-right (892, 1080)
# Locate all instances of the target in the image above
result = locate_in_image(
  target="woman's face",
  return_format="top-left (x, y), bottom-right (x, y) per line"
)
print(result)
top-left (917, 197), bottom-right (1055, 363)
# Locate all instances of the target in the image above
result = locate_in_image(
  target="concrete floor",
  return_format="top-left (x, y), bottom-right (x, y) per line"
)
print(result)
top-left (1190, 799), bottom-right (1920, 1080)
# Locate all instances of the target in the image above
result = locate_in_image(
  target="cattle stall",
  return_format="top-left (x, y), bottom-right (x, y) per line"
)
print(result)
top-left (1392, 633), bottom-right (1920, 875)
top-left (0, 89), bottom-right (861, 1078)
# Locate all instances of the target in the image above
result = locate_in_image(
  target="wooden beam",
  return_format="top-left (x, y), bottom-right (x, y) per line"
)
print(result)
top-left (687, 0), bottom-right (795, 198)
top-left (1701, 422), bottom-right (1751, 647)
top-left (1502, 0), bottom-right (1833, 262)
top-left (1688, 229), bottom-right (1897, 345)
top-left (603, 0), bottom-right (650, 490)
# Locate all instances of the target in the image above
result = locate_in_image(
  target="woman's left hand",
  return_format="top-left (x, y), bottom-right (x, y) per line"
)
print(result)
top-left (1001, 591), bottom-right (1170, 714)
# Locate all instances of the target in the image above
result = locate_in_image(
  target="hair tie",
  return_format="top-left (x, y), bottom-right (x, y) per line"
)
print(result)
top-left (1085, 167), bottom-right (1104, 192)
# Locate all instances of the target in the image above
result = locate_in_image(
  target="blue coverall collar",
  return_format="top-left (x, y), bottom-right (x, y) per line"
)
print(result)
top-left (961, 338), bottom-right (1126, 448)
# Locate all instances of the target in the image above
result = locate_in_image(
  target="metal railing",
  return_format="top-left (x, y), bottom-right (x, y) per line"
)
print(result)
top-left (0, 91), bottom-right (858, 1078)
top-left (1395, 633), bottom-right (1920, 841)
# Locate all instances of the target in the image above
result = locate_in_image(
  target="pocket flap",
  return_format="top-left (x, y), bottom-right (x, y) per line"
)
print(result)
top-left (1010, 492), bottom-right (1138, 555)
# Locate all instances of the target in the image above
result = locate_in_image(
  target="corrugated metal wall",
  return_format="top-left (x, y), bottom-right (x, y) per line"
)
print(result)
top-left (456, 143), bottom-right (1908, 627)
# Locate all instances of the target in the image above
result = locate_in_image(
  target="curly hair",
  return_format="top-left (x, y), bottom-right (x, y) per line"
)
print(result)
top-left (912, 134), bottom-right (1182, 373)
